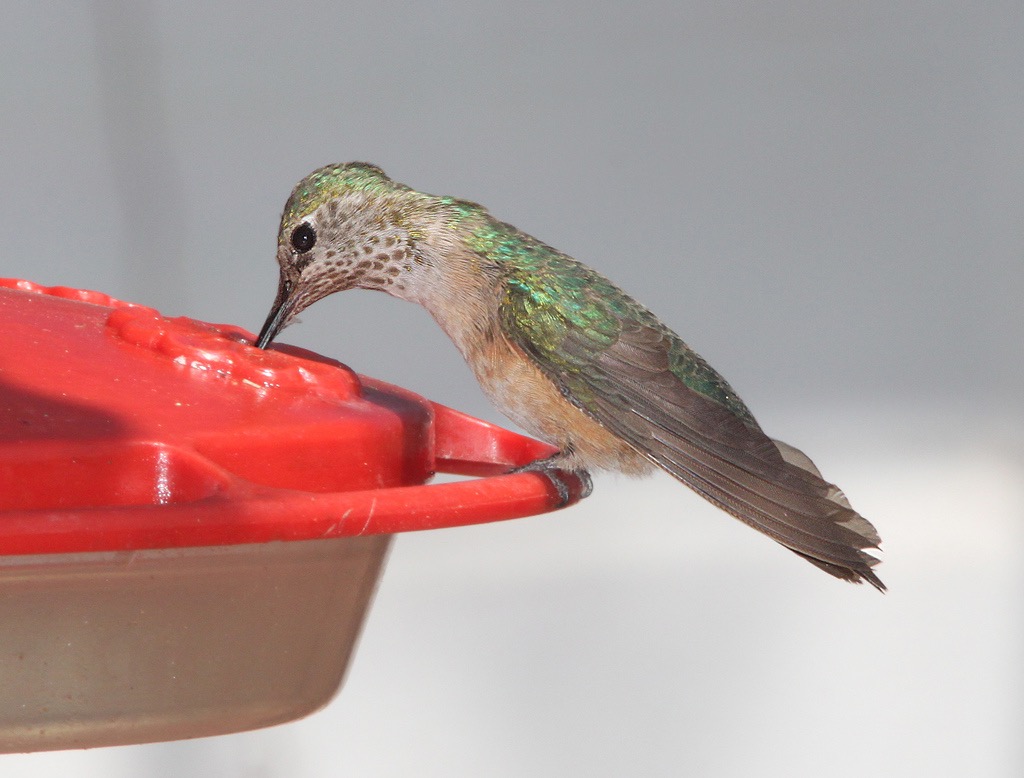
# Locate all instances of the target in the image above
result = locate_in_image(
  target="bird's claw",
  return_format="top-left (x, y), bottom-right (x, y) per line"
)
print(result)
top-left (509, 457), bottom-right (593, 506)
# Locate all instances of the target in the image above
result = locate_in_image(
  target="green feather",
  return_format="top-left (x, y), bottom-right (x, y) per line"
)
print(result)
top-left (482, 220), bottom-right (756, 424)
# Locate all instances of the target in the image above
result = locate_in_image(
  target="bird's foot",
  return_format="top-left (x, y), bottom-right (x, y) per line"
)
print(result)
top-left (509, 455), bottom-right (593, 506)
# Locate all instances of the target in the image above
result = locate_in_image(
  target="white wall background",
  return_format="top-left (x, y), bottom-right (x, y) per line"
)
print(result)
top-left (1, 2), bottom-right (1021, 776)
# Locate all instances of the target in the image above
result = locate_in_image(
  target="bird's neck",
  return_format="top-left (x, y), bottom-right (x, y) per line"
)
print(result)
top-left (395, 216), bottom-right (505, 363)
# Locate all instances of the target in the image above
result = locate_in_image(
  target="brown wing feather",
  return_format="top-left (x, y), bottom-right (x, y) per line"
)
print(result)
top-left (543, 317), bottom-right (884, 590)
top-left (498, 249), bottom-right (883, 589)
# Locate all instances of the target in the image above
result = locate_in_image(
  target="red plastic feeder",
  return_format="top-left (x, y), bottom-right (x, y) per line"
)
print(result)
top-left (0, 278), bottom-right (584, 752)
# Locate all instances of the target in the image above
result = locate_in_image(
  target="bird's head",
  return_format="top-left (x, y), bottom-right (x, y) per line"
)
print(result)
top-left (255, 162), bottom-right (439, 348)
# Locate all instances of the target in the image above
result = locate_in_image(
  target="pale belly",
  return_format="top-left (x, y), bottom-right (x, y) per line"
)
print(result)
top-left (469, 334), bottom-right (654, 476)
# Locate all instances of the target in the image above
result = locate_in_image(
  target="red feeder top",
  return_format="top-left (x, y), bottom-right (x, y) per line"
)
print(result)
top-left (0, 279), bottom-right (583, 555)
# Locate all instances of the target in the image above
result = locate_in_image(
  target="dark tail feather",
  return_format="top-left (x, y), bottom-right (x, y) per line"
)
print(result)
top-left (772, 438), bottom-right (885, 591)
top-left (794, 550), bottom-right (886, 591)
top-left (601, 394), bottom-right (886, 590)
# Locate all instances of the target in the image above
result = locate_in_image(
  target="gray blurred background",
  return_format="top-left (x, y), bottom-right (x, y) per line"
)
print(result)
top-left (2, 2), bottom-right (1022, 776)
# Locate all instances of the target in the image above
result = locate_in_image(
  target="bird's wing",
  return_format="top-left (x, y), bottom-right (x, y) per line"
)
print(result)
top-left (499, 259), bottom-right (884, 590)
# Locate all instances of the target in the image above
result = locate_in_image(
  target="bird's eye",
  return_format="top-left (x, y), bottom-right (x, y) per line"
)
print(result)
top-left (290, 222), bottom-right (317, 253)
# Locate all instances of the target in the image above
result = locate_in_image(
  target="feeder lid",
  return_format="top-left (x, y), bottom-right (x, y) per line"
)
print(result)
top-left (0, 279), bottom-right (584, 555)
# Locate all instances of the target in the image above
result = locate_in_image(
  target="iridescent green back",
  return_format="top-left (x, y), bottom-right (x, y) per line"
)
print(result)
top-left (477, 219), bottom-right (757, 426)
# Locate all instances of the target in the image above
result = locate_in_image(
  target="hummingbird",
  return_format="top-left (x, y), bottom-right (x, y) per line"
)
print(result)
top-left (256, 163), bottom-right (884, 591)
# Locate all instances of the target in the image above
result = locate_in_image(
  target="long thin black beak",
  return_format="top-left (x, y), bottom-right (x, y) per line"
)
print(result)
top-left (255, 279), bottom-right (294, 349)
